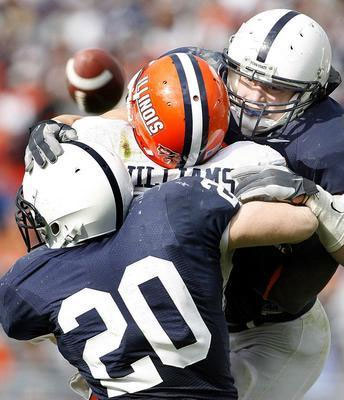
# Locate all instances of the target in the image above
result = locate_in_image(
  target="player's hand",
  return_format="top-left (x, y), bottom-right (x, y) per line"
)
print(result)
top-left (232, 165), bottom-right (318, 204)
top-left (25, 120), bottom-right (77, 172)
top-left (306, 189), bottom-right (344, 254)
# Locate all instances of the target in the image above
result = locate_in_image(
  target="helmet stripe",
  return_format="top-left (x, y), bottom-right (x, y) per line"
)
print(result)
top-left (257, 10), bottom-right (299, 63)
top-left (189, 54), bottom-right (210, 165)
top-left (171, 53), bottom-right (205, 167)
top-left (170, 53), bottom-right (193, 167)
top-left (65, 141), bottom-right (124, 230)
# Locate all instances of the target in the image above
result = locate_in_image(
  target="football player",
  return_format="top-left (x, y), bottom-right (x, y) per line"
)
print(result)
top-left (154, 9), bottom-right (344, 399)
top-left (0, 138), bottom-right (322, 399)
top-left (24, 34), bottom-right (344, 398)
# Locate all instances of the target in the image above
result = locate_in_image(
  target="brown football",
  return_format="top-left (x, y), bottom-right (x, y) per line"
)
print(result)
top-left (66, 48), bottom-right (125, 114)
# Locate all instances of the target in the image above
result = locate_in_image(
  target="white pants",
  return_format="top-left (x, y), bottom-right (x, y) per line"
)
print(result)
top-left (230, 299), bottom-right (331, 400)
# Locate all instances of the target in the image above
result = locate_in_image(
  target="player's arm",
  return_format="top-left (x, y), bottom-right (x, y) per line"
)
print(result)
top-left (234, 165), bottom-right (344, 264)
top-left (53, 105), bottom-right (128, 124)
top-left (101, 105), bottom-right (128, 120)
top-left (228, 202), bottom-right (318, 250)
top-left (52, 114), bottom-right (82, 125)
top-left (52, 105), bottom-right (128, 125)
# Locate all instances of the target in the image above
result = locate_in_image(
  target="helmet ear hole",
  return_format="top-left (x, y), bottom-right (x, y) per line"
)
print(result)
top-left (50, 222), bottom-right (60, 236)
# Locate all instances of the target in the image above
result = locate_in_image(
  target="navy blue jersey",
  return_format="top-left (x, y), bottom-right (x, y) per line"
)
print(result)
top-left (269, 97), bottom-right (344, 194)
top-left (0, 177), bottom-right (239, 400)
top-left (165, 47), bottom-right (343, 320)
top-left (225, 97), bottom-right (344, 195)
top-left (223, 68), bottom-right (343, 319)
top-left (223, 81), bottom-right (342, 318)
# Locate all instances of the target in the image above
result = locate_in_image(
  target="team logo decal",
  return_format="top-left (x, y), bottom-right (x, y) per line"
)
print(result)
top-left (157, 144), bottom-right (181, 165)
top-left (134, 76), bottom-right (164, 136)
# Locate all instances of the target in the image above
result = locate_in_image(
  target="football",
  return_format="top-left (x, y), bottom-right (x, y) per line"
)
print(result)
top-left (66, 48), bottom-right (125, 114)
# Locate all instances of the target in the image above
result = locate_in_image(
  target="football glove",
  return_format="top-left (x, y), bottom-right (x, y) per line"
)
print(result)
top-left (232, 165), bottom-right (318, 204)
top-left (25, 120), bottom-right (77, 171)
top-left (306, 189), bottom-right (344, 253)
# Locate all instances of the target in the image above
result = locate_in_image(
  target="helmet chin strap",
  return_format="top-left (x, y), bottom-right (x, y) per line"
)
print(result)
top-left (61, 224), bottom-right (83, 248)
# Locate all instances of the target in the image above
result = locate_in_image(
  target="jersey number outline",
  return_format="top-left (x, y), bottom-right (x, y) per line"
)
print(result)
top-left (201, 177), bottom-right (238, 207)
top-left (58, 256), bottom-right (211, 397)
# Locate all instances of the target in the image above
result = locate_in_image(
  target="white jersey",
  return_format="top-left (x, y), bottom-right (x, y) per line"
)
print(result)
top-left (73, 116), bottom-right (286, 196)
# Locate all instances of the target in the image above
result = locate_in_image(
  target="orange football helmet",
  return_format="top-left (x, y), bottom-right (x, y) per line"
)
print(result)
top-left (127, 53), bottom-right (229, 169)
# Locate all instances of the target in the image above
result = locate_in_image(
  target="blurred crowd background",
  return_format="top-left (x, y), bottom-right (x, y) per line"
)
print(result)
top-left (0, 0), bottom-right (344, 398)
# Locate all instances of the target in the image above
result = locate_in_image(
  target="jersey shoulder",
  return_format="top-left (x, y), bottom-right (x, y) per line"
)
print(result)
top-left (1, 245), bottom-right (59, 286)
top-left (272, 97), bottom-right (344, 193)
top-left (139, 176), bottom-right (240, 243)
top-left (161, 47), bottom-right (227, 79)
top-left (286, 97), bottom-right (344, 139)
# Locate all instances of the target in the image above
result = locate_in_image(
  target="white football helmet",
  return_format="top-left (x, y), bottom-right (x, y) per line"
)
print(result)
top-left (16, 141), bottom-right (133, 251)
top-left (224, 9), bottom-right (332, 136)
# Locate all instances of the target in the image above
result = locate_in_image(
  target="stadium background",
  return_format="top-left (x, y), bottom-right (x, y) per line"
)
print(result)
top-left (0, 0), bottom-right (343, 398)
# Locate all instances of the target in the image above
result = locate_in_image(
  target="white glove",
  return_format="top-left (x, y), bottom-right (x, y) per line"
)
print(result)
top-left (306, 188), bottom-right (344, 253)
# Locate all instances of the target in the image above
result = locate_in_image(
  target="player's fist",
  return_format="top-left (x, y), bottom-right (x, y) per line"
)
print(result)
top-left (25, 120), bottom-right (77, 171)
top-left (66, 48), bottom-right (125, 114)
top-left (232, 165), bottom-right (318, 204)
